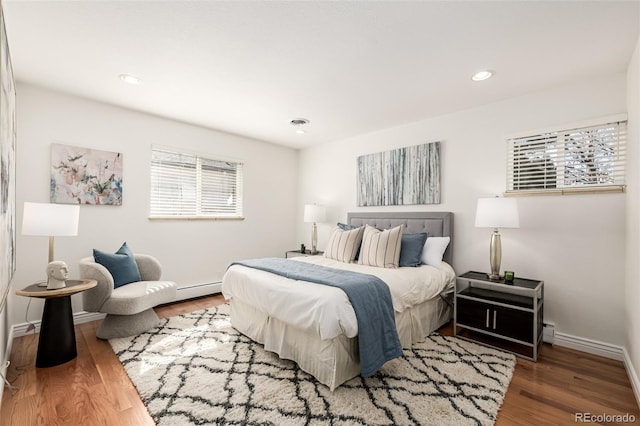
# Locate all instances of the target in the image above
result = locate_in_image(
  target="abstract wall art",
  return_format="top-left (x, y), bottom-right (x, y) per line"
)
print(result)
top-left (0, 4), bottom-right (16, 311)
top-left (357, 141), bottom-right (441, 206)
top-left (50, 143), bottom-right (123, 205)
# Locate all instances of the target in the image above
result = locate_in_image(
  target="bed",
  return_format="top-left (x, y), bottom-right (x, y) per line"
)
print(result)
top-left (222, 211), bottom-right (455, 390)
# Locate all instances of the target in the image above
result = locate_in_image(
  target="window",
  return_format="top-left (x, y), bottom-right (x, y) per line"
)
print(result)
top-left (506, 118), bottom-right (626, 195)
top-left (150, 147), bottom-right (243, 219)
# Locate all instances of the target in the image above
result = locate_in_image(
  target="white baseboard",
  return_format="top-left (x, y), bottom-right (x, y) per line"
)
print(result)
top-left (623, 347), bottom-right (640, 408)
top-left (12, 311), bottom-right (106, 338)
top-left (175, 282), bottom-right (222, 301)
top-left (9, 282), bottom-right (222, 339)
top-left (554, 332), bottom-right (625, 361)
top-left (535, 332), bottom-right (640, 405)
top-left (3, 286), bottom-right (638, 407)
top-left (73, 311), bottom-right (106, 325)
top-left (0, 282), bottom-right (221, 410)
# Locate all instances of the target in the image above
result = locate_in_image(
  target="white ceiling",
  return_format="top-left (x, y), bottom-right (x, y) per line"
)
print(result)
top-left (3, 1), bottom-right (639, 149)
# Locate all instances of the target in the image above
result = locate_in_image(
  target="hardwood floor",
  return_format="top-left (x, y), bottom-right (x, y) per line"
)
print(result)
top-left (1, 294), bottom-right (638, 425)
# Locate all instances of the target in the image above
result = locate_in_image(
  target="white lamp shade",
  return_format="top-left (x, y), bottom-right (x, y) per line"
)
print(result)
top-left (475, 197), bottom-right (519, 229)
top-left (22, 202), bottom-right (80, 236)
top-left (304, 204), bottom-right (326, 223)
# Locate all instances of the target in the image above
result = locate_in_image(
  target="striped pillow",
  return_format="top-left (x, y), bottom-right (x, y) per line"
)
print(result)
top-left (324, 226), bottom-right (365, 263)
top-left (358, 224), bottom-right (405, 268)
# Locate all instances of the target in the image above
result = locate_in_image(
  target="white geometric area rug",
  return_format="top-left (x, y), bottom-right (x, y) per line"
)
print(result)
top-left (109, 304), bottom-right (515, 426)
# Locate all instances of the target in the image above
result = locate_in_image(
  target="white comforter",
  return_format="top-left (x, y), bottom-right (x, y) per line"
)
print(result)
top-left (221, 256), bottom-right (455, 341)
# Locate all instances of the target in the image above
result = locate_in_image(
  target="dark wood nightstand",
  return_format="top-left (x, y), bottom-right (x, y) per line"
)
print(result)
top-left (454, 271), bottom-right (544, 361)
top-left (285, 250), bottom-right (324, 258)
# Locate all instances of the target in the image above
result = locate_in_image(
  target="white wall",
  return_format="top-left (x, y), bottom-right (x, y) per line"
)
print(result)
top-left (298, 72), bottom-right (627, 346)
top-left (9, 84), bottom-right (299, 326)
top-left (4, 68), bottom-right (632, 372)
top-left (625, 33), bottom-right (640, 397)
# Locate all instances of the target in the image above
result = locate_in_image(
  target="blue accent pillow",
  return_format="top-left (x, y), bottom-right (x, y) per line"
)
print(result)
top-left (399, 233), bottom-right (428, 267)
top-left (337, 222), bottom-right (357, 231)
top-left (93, 242), bottom-right (141, 288)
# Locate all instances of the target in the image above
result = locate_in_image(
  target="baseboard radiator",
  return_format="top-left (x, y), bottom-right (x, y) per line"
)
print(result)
top-left (11, 282), bottom-right (222, 339)
top-left (175, 281), bottom-right (222, 301)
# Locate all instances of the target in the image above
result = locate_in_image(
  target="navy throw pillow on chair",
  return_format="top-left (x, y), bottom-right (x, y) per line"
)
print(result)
top-left (93, 242), bottom-right (142, 288)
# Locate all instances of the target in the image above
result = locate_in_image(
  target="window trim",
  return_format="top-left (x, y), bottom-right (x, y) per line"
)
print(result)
top-left (149, 145), bottom-right (244, 220)
top-left (505, 114), bottom-right (627, 196)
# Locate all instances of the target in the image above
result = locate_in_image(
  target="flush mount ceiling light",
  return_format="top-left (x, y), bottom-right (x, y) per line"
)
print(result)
top-left (290, 118), bottom-right (310, 134)
top-left (290, 118), bottom-right (310, 126)
top-left (119, 74), bottom-right (141, 85)
top-left (471, 70), bottom-right (494, 81)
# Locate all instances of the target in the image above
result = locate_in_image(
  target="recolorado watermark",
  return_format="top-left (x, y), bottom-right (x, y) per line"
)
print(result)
top-left (575, 412), bottom-right (636, 423)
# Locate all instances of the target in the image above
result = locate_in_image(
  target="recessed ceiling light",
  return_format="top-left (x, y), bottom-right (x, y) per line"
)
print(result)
top-left (290, 118), bottom-right (310, 126)
top-left (471, 70), bottom-right (494, 81)
top-left (296, 130), bottom-right (306, 135)
top-left (119, 74), bottom-right (141, 85)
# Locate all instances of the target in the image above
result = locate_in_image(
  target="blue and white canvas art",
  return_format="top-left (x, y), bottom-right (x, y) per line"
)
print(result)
top-left (357, 142), bottom-right (440, 206)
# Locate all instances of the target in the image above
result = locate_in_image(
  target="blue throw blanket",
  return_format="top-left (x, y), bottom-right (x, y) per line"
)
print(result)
top-left (230, 257), bottom-right (403, 377)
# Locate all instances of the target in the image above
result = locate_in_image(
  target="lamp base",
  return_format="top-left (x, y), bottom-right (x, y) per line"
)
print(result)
top-left (488, 230), bottom-right (502, 282)
top-left (311, 222), bottom-right (318, 255)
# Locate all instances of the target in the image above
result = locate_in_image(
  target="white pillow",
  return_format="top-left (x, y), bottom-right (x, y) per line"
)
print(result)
top-left (324, 226), bottom-right (364, 263)
top-left (358, 224), bottom-right (404, 268)
top-left (421, 236), bottom-right (450, 268)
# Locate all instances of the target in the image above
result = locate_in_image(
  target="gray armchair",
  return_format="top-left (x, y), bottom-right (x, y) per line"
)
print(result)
top-left (79, 254), bottom-right (177, 339)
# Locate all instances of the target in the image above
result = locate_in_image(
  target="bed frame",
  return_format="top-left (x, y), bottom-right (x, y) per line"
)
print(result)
top-left (229, 211), bottom-right (454, 390)
top-left (347, 211), bottom-right (453, 265)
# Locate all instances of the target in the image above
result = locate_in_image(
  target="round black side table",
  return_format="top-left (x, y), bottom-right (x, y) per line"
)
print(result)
top-left (16, 279), bottom-right (97, 368)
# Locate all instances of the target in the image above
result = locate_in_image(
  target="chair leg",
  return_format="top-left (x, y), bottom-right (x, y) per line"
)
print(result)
top-left (96, 309), bottom-right (162, 340)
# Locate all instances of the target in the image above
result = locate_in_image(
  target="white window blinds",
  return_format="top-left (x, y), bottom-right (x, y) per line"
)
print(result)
top-left (150, 147), bottom-right (243, 219)
top-left (507, 120), bottom-right (626, 194)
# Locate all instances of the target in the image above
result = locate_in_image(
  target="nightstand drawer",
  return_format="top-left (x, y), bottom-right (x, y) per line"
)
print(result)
top-left (457, 297), bottom-right (533, 342)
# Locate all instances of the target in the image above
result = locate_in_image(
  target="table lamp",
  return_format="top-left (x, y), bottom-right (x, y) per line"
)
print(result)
top-left (22, 202), bottom-right (80, 286)
top-left (475, 197), bottom-right (519, 280)
top-left (304, 204), bottom-right (326, 255)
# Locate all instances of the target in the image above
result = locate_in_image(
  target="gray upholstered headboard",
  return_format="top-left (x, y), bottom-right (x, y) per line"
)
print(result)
top-left (347, 212), bottom-right (454, 266)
